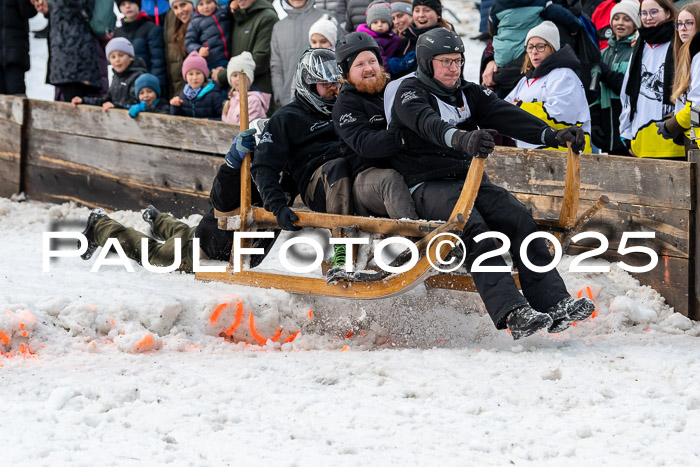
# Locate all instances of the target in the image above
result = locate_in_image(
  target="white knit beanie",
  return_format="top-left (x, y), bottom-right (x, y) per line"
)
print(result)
top-left (525, 21), bottom-right (560, 52)
top-left (610, 0), bottom-right (642, 29)
top-left (308, 14), bottom-right (338, 47)
top-left (227, 51), bottom-right (256, 86)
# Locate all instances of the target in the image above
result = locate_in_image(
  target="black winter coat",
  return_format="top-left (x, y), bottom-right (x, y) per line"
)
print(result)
top-left (113, 15), bottom-right (167, 95)
top-left (170, 80), bottom-right (225, 119)
top-left (83, 57), bottom-right (147, 108)
top-left (46, 0), bottom-right (102, 87)
top-left (344, 0), bottom-right (370, 32)
top-left (389, 77), bottom-right (552, 186)
top-left (332, 83), bottom-right (401, 166)
top-left (185, 7), bottom-right (232, 66)
top-left (0, 0), bottom-right (37, 70)
top-left (252, 96), bottom-right (358, 216)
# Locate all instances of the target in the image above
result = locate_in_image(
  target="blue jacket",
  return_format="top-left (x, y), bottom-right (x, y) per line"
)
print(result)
top-left (185, 7), bottom-right (232, 67)
top-left (140, 0), bottom-right (169, 23)
top-left (113, 15), bottom-right (167, 96)
top-left (489, 0), bottom-right (580, 66)
top-left (170, 80), bottom-right (225, 119)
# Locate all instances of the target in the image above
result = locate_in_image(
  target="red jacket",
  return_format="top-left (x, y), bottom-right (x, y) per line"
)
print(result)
top-left (591, 0), bottom-right (617, 50)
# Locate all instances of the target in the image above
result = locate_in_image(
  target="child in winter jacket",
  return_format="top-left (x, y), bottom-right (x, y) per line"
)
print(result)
top-left (170, 51), bottom-right (224, 119)
top-left (590, 0), bottom-right (639, 154)
top-left (185, 0), bottom-right (232, 71)
top-left (113, 0), bottom-right (168, 98)
top-left (222, 52), bottom-right (271, 124)
top-left (505, 21), bottom-right (592, 151)
top-left (357, 2), bottom-right (404, 73)
top-left (308, 14), bottom-right (338, 49)
top-left (129, 73), bottom-right (170, 117)
top-left (71, 37), bottom-right (147, 111)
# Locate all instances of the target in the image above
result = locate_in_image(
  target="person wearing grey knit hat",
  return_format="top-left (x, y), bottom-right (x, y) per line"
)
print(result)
top-left (391, 1), bottom-right (412, 35)
top-left (610, 0), bottom-right (642, 30)
top-left (366, 1), bottom-right (393, 31)
top-left (106, 37), bottom-right (135, 58)
top-left (524, 20), bottom-right (560, 53)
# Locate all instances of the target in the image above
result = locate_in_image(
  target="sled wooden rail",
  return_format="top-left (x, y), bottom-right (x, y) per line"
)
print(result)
top-left (0, 94), bottom-right (698, 319)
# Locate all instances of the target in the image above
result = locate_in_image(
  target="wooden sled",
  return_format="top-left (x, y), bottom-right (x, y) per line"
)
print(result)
top-left (195, 74), bottom-right (609, 298)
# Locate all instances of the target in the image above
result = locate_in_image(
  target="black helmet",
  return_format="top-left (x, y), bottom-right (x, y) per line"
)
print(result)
top-left (416, 28), bottom-right (465, 78)
top-left (294, 48), bottom-right (340, 115)
top-left (335, 31), bottom-right (382, 78)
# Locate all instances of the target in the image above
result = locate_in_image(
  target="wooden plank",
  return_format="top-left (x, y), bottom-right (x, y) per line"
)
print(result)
top-left (688, 150), bottom-right (699, 321)
top-left (514, 193), bottom-right (691, 258)
top-left (0, 119), bottom-right (22, 198)
top-left (567, 245), bottom-right (691, 318)
top-left (0, 95), bottom-right (24, 125)
top-left (24, 164), bottom-right (211, 217)
top-left (486, 147), bottom-right (693, 210)
top-left (27, 99), bottom-right (238, 155)
top-left (26, 130), bottom-right (221, 195)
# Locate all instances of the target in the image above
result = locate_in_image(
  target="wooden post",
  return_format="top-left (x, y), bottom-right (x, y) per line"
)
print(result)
top-left (557, 142), bottom-right (581, 236)
top-left (237, 72), bottom-right (251, 271)
top-left (688, 149), bottom-right (699, 321)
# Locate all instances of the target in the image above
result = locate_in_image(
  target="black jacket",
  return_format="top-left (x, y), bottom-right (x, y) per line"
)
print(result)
top-left (389, 77), bottom-right (552, 186)
top-left (332, 83), bottom-right (402, 166)
top-left (195, 163), bottom-right (261, 261)
top-left (170, 80), bottom-right (225, 119)
top-left (83, 57), bottom-right (148, 108)
top-left (113, 16), bottom-right (167, 96)
top-left (0, 0), bottom-right (37, 70)
top-left (252, 95), bottom-right (357, 216)
top-left (46, 0), bottom-right (102, 88)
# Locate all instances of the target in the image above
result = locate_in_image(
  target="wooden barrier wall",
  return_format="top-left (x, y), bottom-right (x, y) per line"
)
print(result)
top-left (0, 96), bottom-right (696, 319)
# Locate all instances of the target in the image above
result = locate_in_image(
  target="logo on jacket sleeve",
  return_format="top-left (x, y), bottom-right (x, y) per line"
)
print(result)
top-left (400, 91), bottom-right (418, 104)
top-left (310, 121), bottom-right (331, 132)
top-left (338, 113), bottom-right (357, 126)
top-left (259, 132), bottom-right (273, 144)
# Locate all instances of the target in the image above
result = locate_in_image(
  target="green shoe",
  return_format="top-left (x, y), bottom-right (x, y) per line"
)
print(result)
top-left (326, 244), bottom-right (347, 283)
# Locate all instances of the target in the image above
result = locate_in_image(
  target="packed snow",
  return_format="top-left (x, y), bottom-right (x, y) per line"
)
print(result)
top-left (3, 1), bottom-right (700, 465)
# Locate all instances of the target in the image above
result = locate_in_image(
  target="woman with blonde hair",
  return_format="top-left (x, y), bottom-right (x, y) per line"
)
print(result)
top-left (504, 21), bottom-right (591, 151)
top-left (619, 0), bottom-right (684, 159)
top-left (657, 2), bottom-right (700, 153)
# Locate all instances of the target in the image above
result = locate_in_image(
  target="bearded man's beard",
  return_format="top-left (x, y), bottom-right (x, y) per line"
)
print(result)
top-left (352, 71), bottom-right (388, 94)
top-left (319, 86), bottom-right (340, 99)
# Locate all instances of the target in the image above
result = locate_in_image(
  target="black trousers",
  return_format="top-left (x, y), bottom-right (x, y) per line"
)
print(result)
top-left (412, 174), bottom-right (570, 328)
top-left (0, 65), bottom-right (26, 95)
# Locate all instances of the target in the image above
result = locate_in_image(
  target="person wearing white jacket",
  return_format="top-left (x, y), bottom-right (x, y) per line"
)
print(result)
top-left (270, 0), bottom-right (344, 107)
top-left (657, 3), bottom-right (700, 156)
top-left (505, 21), bottom-right (592, 152)
top-left (619, 0), bottom-right (684, 159)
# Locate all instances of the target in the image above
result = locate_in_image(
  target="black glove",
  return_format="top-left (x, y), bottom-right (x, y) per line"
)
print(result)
top-left (550, 126), bottom-right (586, 153)
top-left (275, 205), bottom-right (301, 231)
top-left (451, 129), bottom-right (498, 158)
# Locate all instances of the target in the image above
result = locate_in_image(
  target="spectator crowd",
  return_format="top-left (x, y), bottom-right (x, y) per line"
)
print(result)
top-left (3, 0), bottom-right (699, 158)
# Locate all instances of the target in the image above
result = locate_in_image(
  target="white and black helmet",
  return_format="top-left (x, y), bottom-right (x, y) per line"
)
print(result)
top-left (294, 48), bottom-right (340, 115)
top-left (416, 28), bottom-right (465, 78)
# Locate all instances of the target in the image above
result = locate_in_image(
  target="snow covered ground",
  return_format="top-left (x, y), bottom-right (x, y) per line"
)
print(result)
top-left (4, 2), bottom-right (700, 465)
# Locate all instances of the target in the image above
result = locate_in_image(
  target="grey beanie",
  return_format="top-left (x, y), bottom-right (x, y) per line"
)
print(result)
top-left (105, 37), bottom-right (134, 57)
top-left (391, 1), bottom-right (412, 15)
top-left (525, 21), bottom-right (560, 52)
top-left (610, 0), bottom-right (642, 29)
top-left (367, 2), bottom-right (393, 26)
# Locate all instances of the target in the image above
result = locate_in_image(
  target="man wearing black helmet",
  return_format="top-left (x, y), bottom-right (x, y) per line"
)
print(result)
top-left (388, 27), bottom-right (594, 340)
top-left (252, 48), bottom-right (365, 277)
top-left (333, 31), bottom-right (418, 219)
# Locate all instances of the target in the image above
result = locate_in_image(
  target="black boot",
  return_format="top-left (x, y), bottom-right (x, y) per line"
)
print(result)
top-left (547, 297), bottom-right (595, 333)
top-left (142, 205), bottom-right (163, 240)
top-left (506, 305), bottom-right (553, 340)
top-left (80, 208), bottom-right (107, 260)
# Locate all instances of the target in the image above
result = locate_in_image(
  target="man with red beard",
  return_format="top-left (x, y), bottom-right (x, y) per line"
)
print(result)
top-left (332, 32), bottom-right (418, 219)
